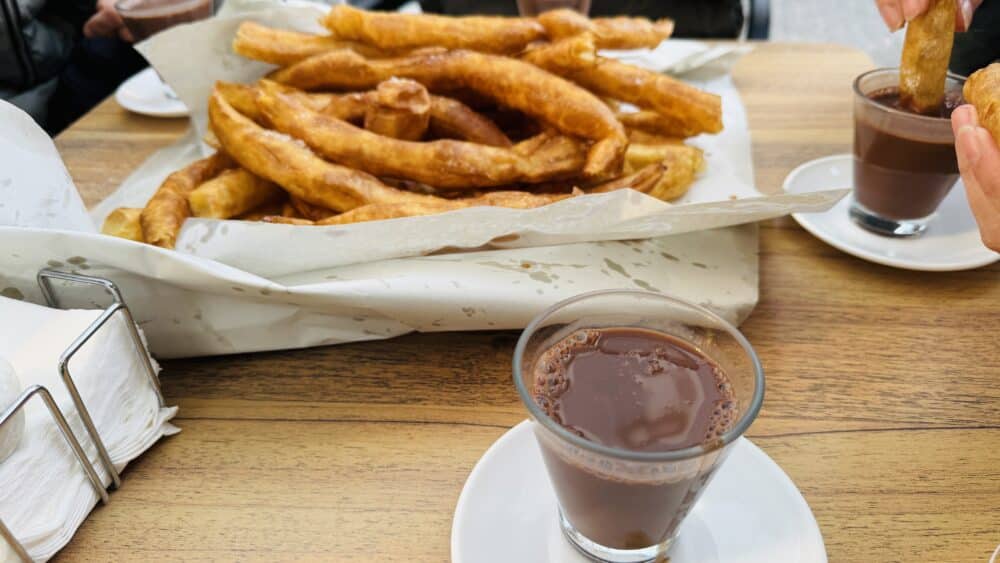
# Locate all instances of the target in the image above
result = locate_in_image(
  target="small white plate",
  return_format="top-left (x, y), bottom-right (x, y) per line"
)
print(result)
top-left (451, 420), bottom-right (826, 563)
top-left (785, 154), bottom-right (999, 271)
top-left (115, 67), bottom-right (189, 118)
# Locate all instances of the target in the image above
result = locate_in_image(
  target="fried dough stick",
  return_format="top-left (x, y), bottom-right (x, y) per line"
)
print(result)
top-left (899, 0), bottom-right (956, 114)
top-left (587, 162), bottom-right (666, 195)
top-left (963, 63), bottom-right (1000, 146)
top-left (232, 21), bottom-right (391, 66)
top-left (101, 208), bottom-right (145, 242)
top-left (524, 35), bottom-right (722, 136)
top-left (647, 148), bottom-right (703, 201)
top-left (322, 88), bottom-right (513, 145)
top-left (265, 190), bottom-right (574, 226)
top-left (188, 168), bottom-right (285, 219)
top-left (208, 91), bottom-right (441, 212)
top-left (627, 129), bottom-right (683, 146)
top-left (140, 152), bottom-right (234, 248)
top-left (364, 78), bottom-right (431, 140)
top-left (625, 143), bottom-right (703, 174)
top-left (271, 49), bottom-right (626, 176)
top-left (236, 198), bottom-right (286, 221)
top-left (217, 80), bottom-right (511, 147)
top-left (538, 9), bottom-right (674, 49)
top-left (320, 4), bottom-right (544, 54)
top-left (587, 145), bottom-right (701, 201)
top-left (256, 81), bottom-right (587, 188)
top-left (617, 110), bottom-right (704, 139)
top-left (215, 81), bottom-right (334, 123)
top-left (427, 95), bottom-right (512, 147)
top-left (290, 195), bottom-right (337, 221)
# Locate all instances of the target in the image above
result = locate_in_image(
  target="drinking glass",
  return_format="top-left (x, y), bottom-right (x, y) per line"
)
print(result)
top-left (513, 290), bottom-right (764, 563)
top-left (115, 0), bottom-right (214, 100)
top-left (850, 68), bottom-right (965, 237)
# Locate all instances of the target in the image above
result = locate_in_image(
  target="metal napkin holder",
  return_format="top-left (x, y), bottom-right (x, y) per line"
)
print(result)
top-left (0, 269), bottom-right (164, 562)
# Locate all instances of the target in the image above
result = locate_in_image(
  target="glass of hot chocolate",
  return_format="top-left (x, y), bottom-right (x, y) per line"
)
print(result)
top-left (116, 0), bottom-right (212, 42)
top-left (514, 290), bottom-right (764, 563)
top-left (851, 68), bottom-right (966, 237)
top-left (115, 0), bottom-right (213, 100)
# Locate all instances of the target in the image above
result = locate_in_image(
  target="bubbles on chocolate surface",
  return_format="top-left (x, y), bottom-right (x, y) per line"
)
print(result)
top-left (530, 327), bottom-right (738, 452)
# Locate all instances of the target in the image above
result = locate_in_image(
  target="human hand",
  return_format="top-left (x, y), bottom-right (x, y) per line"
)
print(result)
top-left (83, 0), bottom-right (134, 42)
top-left (952, 104), bottom-right (1000, 252)
top-left (875, 0), bottom-right (982, 31)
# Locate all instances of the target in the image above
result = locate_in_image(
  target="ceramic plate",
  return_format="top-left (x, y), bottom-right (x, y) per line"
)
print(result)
top-left (785, 154), bottom-right (998, 271)
top-left (452, 420), bottom-right (826, 563)
top-left (114, 67), bottom-right (188, 118)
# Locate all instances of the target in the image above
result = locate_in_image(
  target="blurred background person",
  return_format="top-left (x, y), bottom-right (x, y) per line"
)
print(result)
top-left (48, 0), bottom-right (146, 134)
top-left (0, 0), bottom-right (93, 126)
top-left (0, 0), bottom-right (145, 134)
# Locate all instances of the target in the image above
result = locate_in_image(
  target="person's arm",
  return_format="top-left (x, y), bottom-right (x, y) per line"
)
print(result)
top-left (875, 0), bottom-right (981, 30)
top-left (83, 0), bottom-right (133, 41)
top-left (952, 105), bottom-right (1000, 252)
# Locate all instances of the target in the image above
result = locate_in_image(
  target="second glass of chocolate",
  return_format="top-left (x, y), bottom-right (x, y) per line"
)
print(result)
top-left (514, 291), bottom-right (764, 563)
top-left (851, 68), bottom-right (965, 237)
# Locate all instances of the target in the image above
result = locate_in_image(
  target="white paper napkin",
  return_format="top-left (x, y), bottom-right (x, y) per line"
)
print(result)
top-left (603, 40), bottom-right (755, 75)
top-left (0, 297), bottom-right (177, 561)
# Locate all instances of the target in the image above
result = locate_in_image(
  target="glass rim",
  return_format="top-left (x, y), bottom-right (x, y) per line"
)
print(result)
top-left (512, 289), bottom-right (765, 463)
top-left (114, 0), bottom-right (207, 14)
top-left (852, 67), bottom-right (967, 125)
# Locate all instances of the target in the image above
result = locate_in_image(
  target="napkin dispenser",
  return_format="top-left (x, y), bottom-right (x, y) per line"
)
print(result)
top-left (0, 270), bottom-right (164, 562)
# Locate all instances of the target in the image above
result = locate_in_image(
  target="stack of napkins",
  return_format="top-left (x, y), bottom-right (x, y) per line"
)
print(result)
top-left (0, 296), bottom-right (177, 561)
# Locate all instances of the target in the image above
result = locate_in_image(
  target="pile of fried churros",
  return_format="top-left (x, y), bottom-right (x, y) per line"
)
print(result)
top-left (102, 6), bottom-right (724, 249)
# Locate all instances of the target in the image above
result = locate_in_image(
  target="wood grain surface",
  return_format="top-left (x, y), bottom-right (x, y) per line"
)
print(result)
top-left (51, 43), bottom-right (1000, 562)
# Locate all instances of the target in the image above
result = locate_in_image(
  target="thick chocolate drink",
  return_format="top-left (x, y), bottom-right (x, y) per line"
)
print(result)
top-left (853, 87), bottom-right (962, 220)
top-left (117, 0), bottom-right (212, 42)
top-left (532, 327), bottom-right (736, 549)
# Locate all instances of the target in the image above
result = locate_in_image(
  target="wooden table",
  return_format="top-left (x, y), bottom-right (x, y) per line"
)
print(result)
top-left (53, 43), bottom-right (1000, 562)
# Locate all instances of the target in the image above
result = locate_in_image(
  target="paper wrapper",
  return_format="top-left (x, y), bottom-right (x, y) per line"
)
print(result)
top-left (0, 1), bottom-right (846, 358)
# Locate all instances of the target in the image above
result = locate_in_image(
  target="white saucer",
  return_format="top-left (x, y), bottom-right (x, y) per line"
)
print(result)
top-left (115, 67), bottom-right (189, 118)
top-left (451, 420), bottom-right (826, 563)
top-left (785, 154), bottom-right (999, 271)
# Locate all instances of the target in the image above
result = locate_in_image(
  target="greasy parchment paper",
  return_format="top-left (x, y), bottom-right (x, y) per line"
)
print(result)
top-left (0, 1), bottom-right (846, 358)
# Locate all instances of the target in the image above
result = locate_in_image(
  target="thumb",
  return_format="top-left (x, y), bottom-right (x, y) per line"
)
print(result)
top-left (956, 125), bottom-right (1000, 251)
